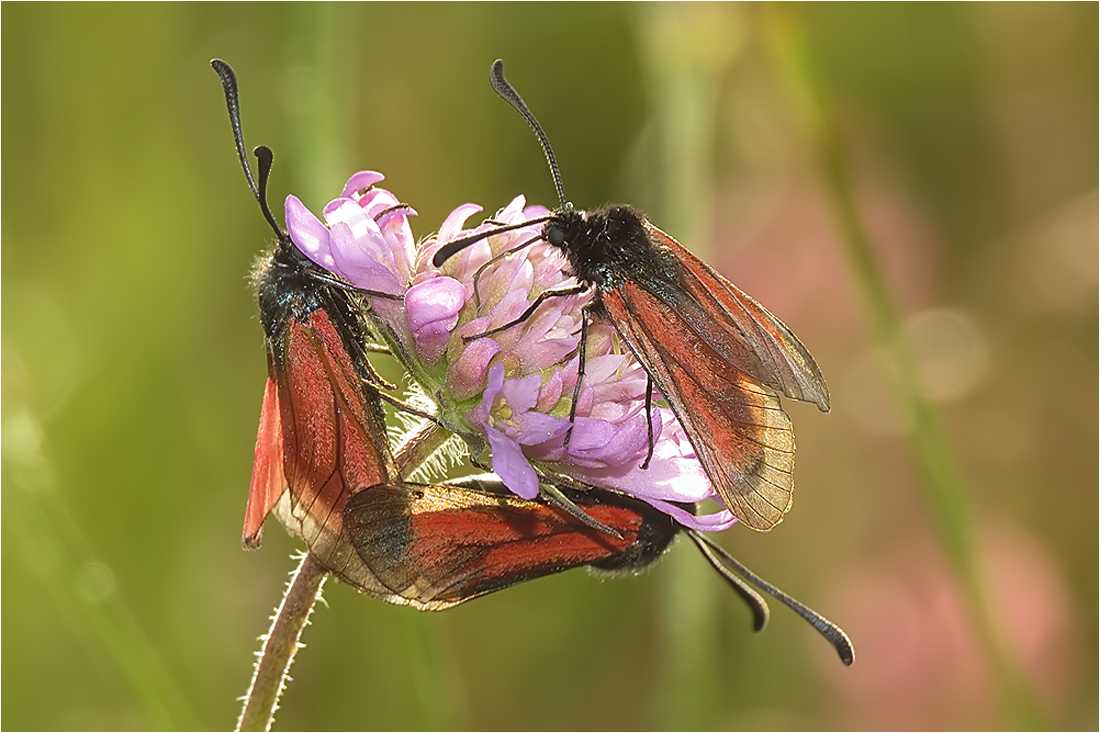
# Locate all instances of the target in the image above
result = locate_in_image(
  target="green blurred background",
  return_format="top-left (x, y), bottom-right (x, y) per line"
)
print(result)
top-left (3, 3), bottom-right (1096, 730)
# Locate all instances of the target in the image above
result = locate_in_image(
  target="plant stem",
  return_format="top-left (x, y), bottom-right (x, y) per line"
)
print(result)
top-left (391, 420), bottom-right (455, 482)
top-left (236, 552), bottom-right (327, 733)
top-left (762, 6), bottom-right (1044, 728)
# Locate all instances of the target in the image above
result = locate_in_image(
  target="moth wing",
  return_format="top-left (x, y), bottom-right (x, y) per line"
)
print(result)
top-left (343, 482), bottom-right (675, 610)
top-left (649, 225), bottom-right (830, 413)
top-left (242, 372), bottom-right (287, 548)
top-left (267, 309), bottom-right (398, 595)
top-left (603, 282), bottom-right (796, 531)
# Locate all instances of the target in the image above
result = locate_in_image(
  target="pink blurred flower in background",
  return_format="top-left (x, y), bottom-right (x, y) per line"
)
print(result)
top-left (822, 523), bottom-right (1079, 729)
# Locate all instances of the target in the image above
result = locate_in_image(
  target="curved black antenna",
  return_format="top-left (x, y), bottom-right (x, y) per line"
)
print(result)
top-left (490, 59), bottom-right (567, 210)
top-left (211, 59), bottom-right (282, 238)
top-left (689, 531), bottom-right (855, 666)
top-left (687, 532), bottom-right (770, 632)
top-left (432, 59), bottom-right (567, 269)
top-left (210, 60), bottom-right (256, 197)
top-left (254, 145), bottom-right (275, 206)
top-left (431, 213), bottom-right (554, 267)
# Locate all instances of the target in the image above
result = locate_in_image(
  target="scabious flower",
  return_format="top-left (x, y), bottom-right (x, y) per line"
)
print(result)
top-left (285, 171), bottom-right (735, 532)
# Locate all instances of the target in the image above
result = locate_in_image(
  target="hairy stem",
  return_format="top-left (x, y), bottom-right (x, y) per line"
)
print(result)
top-left (236, 552), bottom-right (327, 732)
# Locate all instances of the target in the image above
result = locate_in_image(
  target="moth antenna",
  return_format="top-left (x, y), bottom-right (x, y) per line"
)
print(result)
top-left (490, 59), bottom-right (568, 210)
top-left (252, 145), bottom-right (284, 236)
top-left (211, 59), bottom-right (283, 238)
top-left (689, 531), bottom-right (855, 666)
top-left (686, 531), bottom-right (770, 632)
top-left (431, 214), bottom-right (553, 268)
top-left (432, 59), bottom-right (566, 269)
top-left (211, 60), bottom-right (256, 197)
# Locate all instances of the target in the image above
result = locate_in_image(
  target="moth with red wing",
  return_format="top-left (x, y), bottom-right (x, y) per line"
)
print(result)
top-left (213, 60), bottom-right (402, 597)
top-left (343, 475), bottom-right (853, 665)
top-left (434, 60), bottom-right (830, 532)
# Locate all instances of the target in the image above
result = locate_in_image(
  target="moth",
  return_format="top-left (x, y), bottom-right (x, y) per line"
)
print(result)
top-left (214, 59), bottom-right (399, 596)
top-left (435, 60), bottom-right (830, 531)
top-left (343, 475), bottom-right (853, 665)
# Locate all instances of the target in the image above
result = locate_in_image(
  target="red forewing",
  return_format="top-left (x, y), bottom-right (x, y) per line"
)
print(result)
top-left (246, 245), bottom-right (399, 597)
top-left (342, 480), bottom-right (677, 610)
top-left (219, 59), bottom-right (402, 597)
top-left (243, 373), bottom-right (287, 548)
top-left (271, 310), bottom-right (396, 580)
top-left (604, 284), bottom-right (795, 530)
top-left (603, 272), bottom-right (801, 531)
top-left (430, 63), bottom-right (830, 533)
top-left (645, 224), bottom-right (829, 413)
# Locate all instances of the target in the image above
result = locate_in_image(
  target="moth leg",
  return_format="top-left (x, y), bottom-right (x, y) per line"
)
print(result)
top-left (373, 390), bottom-right (446, 429)
top-left (537, 479), bottom-right (622, 539)
top-left (563, 305), bottom-right (592, 449)
top-left (372, 203), bottom-right (415, 222)
top-left (304, 269), bottom-right (403, 301)
top-left (641, 374), bottom-right (655, 470)
top-left (463, 283), bottom-right (590, 342)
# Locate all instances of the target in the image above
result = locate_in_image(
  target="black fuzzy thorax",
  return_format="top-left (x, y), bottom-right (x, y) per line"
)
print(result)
top-left (547, 205), bottom-right (683, 298)
top-left (253, 236), bottom-right (374, 382)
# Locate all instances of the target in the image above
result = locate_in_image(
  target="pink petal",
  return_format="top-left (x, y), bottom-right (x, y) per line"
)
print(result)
top-left (522, 204), bottom-right (552, 219)
top-left (322, 196), bottom-right (357, 220)
top-left (285, 195), bottom-right (335, 269)
top-left (534, 369), bottom-right (564, 413)
top-left (377, 205), bottom-right (418, 228)
top-left (513, 411), bottom-right (571, 446)
top-left (497, 194), bottom-right (528, 223)
top-left (406, 277), bottom-right (468, 363)
top-left (341, 170), bottom-right (385, 198)
top-left (328, 223), bottom-right (402, 294)
top-left (439, 203), bottom-right (484, 242)
top-left (486, 427), bottom-right (539, 500)
top-left (644, 499), bottom-right (737, 532)
top-left (447, 338), bottom-right (503, 401)
top-left (495, 372), bottom-right (542, 415)
top-left (406, 277), bottom-right (467, 331)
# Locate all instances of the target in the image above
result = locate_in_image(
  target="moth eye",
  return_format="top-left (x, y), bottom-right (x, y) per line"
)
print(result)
top-left (546, 223), bottom-right (566, 247)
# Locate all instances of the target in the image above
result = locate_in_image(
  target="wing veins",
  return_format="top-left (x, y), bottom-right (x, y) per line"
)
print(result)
top-left (604, 286), bottom-right (796, 530)
top-left (649, 228), bottom-right (828, 409)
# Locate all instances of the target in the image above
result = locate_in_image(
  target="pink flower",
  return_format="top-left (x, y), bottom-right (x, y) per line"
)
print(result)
top-left (284, 173), bottom-right (735, 531)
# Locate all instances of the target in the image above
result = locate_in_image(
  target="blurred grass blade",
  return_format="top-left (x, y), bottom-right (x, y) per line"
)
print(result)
top-left (636, 5), bottom-right (745, 726)
top-left (762, 6), bottom-right (1045, 728)
top-left (3, 407), bottom-right (197, 730)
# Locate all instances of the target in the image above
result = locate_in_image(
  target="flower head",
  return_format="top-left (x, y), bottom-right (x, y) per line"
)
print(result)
top-left (285, 172), bottom-right (735, 531)
top-left (285, 171), bottom-right (416, 297)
